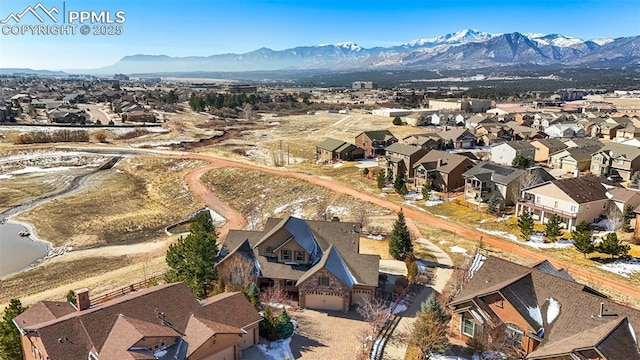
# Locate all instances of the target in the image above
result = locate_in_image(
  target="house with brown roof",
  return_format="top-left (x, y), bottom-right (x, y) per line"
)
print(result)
top-left (412, 150), bottom-right (475, 192)
top-left (13, 283), bottom-right (261, 360)
top-left (449, 254), bottom-right (640, 359)
top-left (217, 216), bottom-right (379, 313)
top-left (615, 125), bottom-right (640, 142)
top-left (355, 130), bottom-right (398, 158)
top-left (474, 124), bottom-right (515, 146)
top-left (548, 146), bottom-right (599, 173)
top-left (401, 133), bottom-right (443, 151)
top-left (517, 176), bottom-right (622, 230)
top-left (384, 143), bottom-right (428, 179)
top-left (438, 128), bottom-right (477, 149)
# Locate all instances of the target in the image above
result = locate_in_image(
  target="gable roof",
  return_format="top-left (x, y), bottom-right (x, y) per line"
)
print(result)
top-left (451, 255), bottom-right (640, 359)
top-left (413, 150), bottom-right (474, 173)
top-left (492, 140), bottom-right (535, 150)
top-left (14, 301), bottom-right (76, 329)
top-left (316, 138), bottom-right (349, 152)
top-left (183, 316), bottom-right (244, 357)
top-left (599, 142), bottom-right (640, 161)
top-left (526, 176), bottom-right (619, 204)
top-left (438, 128), bottom-right (475, 141)
top-left (296, 245), bottom-right (357, 288)
top-left (385, 143), bottom-right (425, 156)
top-left (255, 216), bottom-right (322, 263)
top-left (530, 138), bottom-right (567, 150)
top-left (360, 130), bottom-right (396, 141)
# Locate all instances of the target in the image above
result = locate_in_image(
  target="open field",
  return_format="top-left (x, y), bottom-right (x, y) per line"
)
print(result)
top-left (200, 167), bottom-right (392, 230)
top-left (16, 157), bottom-right (204, 248)
top-left (0, 174), bottom-right (61, 213)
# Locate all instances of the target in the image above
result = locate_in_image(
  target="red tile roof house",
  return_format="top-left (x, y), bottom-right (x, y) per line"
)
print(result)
top-left (13, 283), bottom-right (261, 360)
top-left (216, 216), bottom-right (380, 313)
top-left (449, 254), bottom-right (640, 359)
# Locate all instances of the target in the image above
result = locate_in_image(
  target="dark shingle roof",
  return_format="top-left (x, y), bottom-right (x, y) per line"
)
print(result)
top-left (316, 138), bottom-right (348, 152)
top-left (385, 143), bottom-right (425, 156)
top-left (362, 130), bottom-right (396, 141)
top-left (413, 150), bottom-right (474, 174)
top-left (548, 176), bottom-right (619, 204)
top-left (296, 245), bottom-right (356, 288)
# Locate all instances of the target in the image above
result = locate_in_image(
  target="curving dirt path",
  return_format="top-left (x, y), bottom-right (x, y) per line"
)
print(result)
top-left (180, 153), bottom-right (640, 302)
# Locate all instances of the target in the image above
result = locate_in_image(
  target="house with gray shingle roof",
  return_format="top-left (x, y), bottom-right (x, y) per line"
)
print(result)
top-left (384, 142), bottom-right (428, 179)
top-left (217, 216), bottom-right (380, 312)
top-left (13, 283), bottom-right (261, 360)
top-left (315, 137), bottom-right (364, 163)
top-left (413, 150), bottom-right (475, 192)
top-left (355, 130), bottom-right (398, 158)
top-left (449, 254), bottom-right (640, 359)
top-left (591, 142), bottom-right (640, 182)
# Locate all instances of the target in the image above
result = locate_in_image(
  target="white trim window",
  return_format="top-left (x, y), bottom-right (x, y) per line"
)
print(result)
top-left (461, 317), bottom-right (475, 337)
top-left (506, 322), bottom-right (524, 345)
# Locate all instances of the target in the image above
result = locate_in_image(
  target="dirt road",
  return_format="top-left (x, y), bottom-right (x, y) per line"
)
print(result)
top-left (180, 154), bottom-right (640, 302)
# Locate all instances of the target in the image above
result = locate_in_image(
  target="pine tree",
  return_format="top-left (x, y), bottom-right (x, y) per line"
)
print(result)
top-left (408, 294), bottom-right (450, 358)
top-left (630, 172), bottom-right (640, 189)
top-left (517, 210), bottom-right (534, 240)
top-left (165, 213), bottom-right (219, 299)
top-left (420, 293), bottom-right (449, 323)
top-left (572, 220), bottom-right (594, 258)
top-left (486, 196), bottom-right (500, 214)
top-left (377, 171), bottom-right (386, 189)
top-left (623, 204), bottom-right (635, 232)
top-left (545, 214), bottom-right (562, 242)
top-left (0, 299), bottom-right (26, 360)
top-left (599, 232), bottom-right (630, 259)
top-left (389, 210), bottom-right (413, 259)
top-left (394, 172), bottom-right (408, 195)
top-left (276, 309), bottom-right (294, 339)
top-left (422, 180), bottom-right (432, 200)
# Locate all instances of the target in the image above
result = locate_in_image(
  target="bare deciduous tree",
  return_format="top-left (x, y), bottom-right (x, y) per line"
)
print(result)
top-left (605, 205), bottom-right (624, 231)
top-left (440, 254), bottom-right (473, 308)
top-left (510, 169), bottom-right (542, 203)
top-left (357, 295), bottom-right (389, 335)
top-left (242, 197), bottom-right (262, 230)
top-left (262, 284), bottom-right (290, 308)
top-left (217, 255), bottom-right (257, 291)
top-left (313, 196), bottom-right (333, 221)
top-left (354, 203), bottom-right (370, 230)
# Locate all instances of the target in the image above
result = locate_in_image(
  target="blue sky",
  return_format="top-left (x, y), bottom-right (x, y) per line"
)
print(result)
top-left (1, 0), bottom-right (639, 70)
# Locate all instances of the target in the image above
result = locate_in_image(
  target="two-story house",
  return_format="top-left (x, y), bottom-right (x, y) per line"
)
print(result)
top-left (544, 123), bottom-right (585, 138)
top-left (355, 130), bottom-right (398, 158)
top-left (217, 216), bottom-right (379, 312)
top-left (474, 124), bottom-right (515, 146)
top-left (516, 176), bottom-right (621, 230)
top-left (384, 143), bottom-right (428, 179)
top-left (438, 128), bottom-right (477, 149)
top-left (615, 125), bottom-right (640, 142)
top-left (450, 254), bottom-right (640, 359)
top-left (12, 283), bottom-right (261, 360)
top-left (591, 142), bottom-right (640, 181)
top-left (412, 150), bottom-right (475, 192)
top-left (463, 162), bottom-right (554, 207)
top-left (548, 146), bottom-right (599, 173)
top-left (402, 133), bottom-right (443, 151)
top-left (530, 138), bottom-right (568, 163)
top-left (490, 141), bottom-right (536, 166)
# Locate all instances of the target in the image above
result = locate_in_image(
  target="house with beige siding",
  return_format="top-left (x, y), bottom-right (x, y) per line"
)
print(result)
top-left (413, 150), bottom-right (475, 192)
top-left (530, 138), bottom-right (567, 163)
top-left (591, 142), bottom-right (640, 181)
top-left (490, 141), bottom-right (536, 166)
top-left (516, 176), bottom-right (621, 230)
top-left (217, 216), bottom-right (379, 313)
top-left (384, 143), bottom-right (428, 179)
top-left (547, 146), bottom-right (598, 173)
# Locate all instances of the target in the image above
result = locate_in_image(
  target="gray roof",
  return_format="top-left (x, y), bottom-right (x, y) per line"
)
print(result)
top-left (256, 216), bottom-right (322, 263)
top-left (413, 150), bottom-right (474, 174)
top-left (361, 130), bottom-right (396, 141)
top-left (492, 140), bottom-right (535, 150)
top-left (463, 162), bottom-right (554, 186)
top-left (297, 245), bottom-right (356, 288)
top-left (316, 138), bottom-right (348, 152)
top-left (385, 142), bottom-right (425, 156)
top-left (600, 142), bottom-right (640, 161)
top-left (532, 260), bottom-right (574, 281)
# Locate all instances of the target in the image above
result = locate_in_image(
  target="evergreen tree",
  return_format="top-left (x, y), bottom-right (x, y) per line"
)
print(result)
top-left (276, 309), bottom-right (294, 339)
top-left (420, 293), bottom-right (449, 323)
top-left (389, 210), bottom-right (413, 259)
top-left (392, 117), bottom-right (402, 125)
top-left (512, 154), bottom-right (533, 169)
top-left (623, 204), bottom-right (635, 232)
top-left (394, 172), bottom-right (408, 195)
top-left (408, 294), bottom-right (450, 358)
top-left (545, 214), bottom-right (562, 242)
top-left (517, 210), bottom-right (534, 240)
top-left (377, 171), bottom-right (386, 189)
top-left (486, 196), bottom-right (500, 214)
top-left (0, 299), bottom-right (26, 360)
top-left (65, 290), bottom-right (75, 303)
top-left (422, 180), bottom-right (432, 200)
top-left (362, 167), bottom-right (369, 178)
top-left (572, 221), bottom-right (595, 258)
top-left (165, 213), bottom-right (219, 299)
top-left (599, 232), bottom-right (630, 259)
top-left (244, 283), bottom-right (260, 309)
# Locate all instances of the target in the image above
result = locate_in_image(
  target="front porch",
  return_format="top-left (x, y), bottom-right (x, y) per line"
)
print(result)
top-left (515, 200), bottom-right (578, 230)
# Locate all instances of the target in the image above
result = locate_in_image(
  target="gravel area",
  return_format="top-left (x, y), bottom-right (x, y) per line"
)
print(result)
top-left (290, 308), bottom-right (368, 359)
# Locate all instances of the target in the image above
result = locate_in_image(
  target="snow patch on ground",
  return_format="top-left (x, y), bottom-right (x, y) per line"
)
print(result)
top-left (425, 199), bottom-right (444, 207)
top-left (476, 228), bottom-right (573, 249)
top-left (392, 302), bottom-right (407, 315)
top-left (476, 228), bottom-right (518, 241)
top-left (598, 258), bottom-right (640, 278)
top-left (367, 234), bottom-right (384, 240)
top-left (272, 198), bottom-right (311, 218)
top-left (547, 297), bottom-right (560, 324)
top-left (257, 337), bottom-right (294, 360)
top-left (496, 215), bottom-right (512, 222)
top-left (333, 162), bottom-right (344, 168)
top-left (450, 246), bottom-right (467, 254)
top-left (326, 205), bottom-right (349, 216)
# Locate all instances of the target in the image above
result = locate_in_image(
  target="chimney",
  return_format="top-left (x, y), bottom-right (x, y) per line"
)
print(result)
top-left (75, 288), bottom-right (90, 311)
top-left (599, 302), bottom-right (605, 317)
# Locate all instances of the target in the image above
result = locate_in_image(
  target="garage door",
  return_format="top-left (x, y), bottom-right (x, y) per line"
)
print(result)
top-left (201, 345), bottom-right (235, 360)
top-left (305, 293), bottom-right (343, 311)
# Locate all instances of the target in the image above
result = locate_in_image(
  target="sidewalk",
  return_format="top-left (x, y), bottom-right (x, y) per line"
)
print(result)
top-left (381, 218), bottom-right (454, 360)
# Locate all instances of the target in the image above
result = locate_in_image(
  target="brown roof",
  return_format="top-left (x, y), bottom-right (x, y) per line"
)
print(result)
top-left (451, 255), bottom-right (640, 359)
top-left (16, 284), bottom-right (258, 360)
top-left (184, 315), bottom-right (244, 356)
top-left (99, 315), bottom-right (182, 359)
top-left (198, 292), bottom-right (262, 329)
top-left (13, 301), bottom-right (75, 329)
top-left (607, 187), bottom-right (640, 204)
top-left (526, 176), bottom-right (620, 204)
top-left (413, 150), bottom-right (475, 173)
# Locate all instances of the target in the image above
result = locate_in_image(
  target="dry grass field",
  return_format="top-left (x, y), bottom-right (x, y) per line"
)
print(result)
top-left (16, 157), bottom-right (205, 248)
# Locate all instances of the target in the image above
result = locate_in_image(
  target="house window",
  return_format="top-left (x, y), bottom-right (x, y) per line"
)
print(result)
top-left (461, 317), bottom-right (475, 337)
top-left (571, 205), bottom-right (577, 212)
top-left (505, 322), bottom-right (524, 345)
top-left (617, 159), bottom-right (624, 165)
top-left (88, 353), bottom-right (99, 360)
top-left (285, 279), bottom-right (296, 287)
top-left (282, 249), bottom-right (291, 261)
top-left (266, 247), bottom-right (275, 255)
top-left (295, 251), bottom-right (304, 262)
top-left (536, 196), bottom-right (540, 203)
top-left (319, 276), bottom-right (329, 286)
top-left (554, 201), bottom-right (559, 208)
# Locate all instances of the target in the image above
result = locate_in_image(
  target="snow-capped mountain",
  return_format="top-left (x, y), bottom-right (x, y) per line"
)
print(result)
top-left (96, 30), bottom-right (639, 74)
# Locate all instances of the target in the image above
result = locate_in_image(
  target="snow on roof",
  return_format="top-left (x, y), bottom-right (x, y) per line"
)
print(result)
top-left (467, 253), bottom-right (487, 279)
top-left (547, 297), bottom-right (561, 324)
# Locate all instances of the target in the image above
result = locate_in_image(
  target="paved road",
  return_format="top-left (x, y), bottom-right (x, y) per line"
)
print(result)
top-left (78, 104), bottom-right (110, 124)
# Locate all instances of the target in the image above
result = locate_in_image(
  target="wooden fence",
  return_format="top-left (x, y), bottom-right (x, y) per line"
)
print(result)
top-left (90, 272), bottom-right (165, 306)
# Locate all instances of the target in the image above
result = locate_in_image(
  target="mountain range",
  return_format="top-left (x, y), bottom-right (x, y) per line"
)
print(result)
top-left (83, 29), bottom-right (640, 74)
